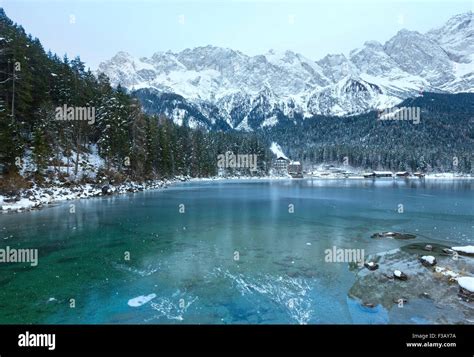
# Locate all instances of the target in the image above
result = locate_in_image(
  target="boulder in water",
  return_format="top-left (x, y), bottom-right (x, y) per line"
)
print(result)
top-left (393, 270), bottom-right (408, 281)
top-left (364, 261), bottom-right (379, 271)
top-left (420, 255), bottom-right (437, 267)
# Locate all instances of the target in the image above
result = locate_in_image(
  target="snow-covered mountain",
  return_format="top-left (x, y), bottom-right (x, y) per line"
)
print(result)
top-left (98, 12), bottom-right (473, 130)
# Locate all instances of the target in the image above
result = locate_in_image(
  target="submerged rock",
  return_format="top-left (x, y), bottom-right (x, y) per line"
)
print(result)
top-left (442, 248), bottom-right (455, 256)
top-left (392, 297), bottom-right (408, 304)
top-left (371, 232), bottom-right (416, 240)
top-left (364, 261), bottom-right (379, 271)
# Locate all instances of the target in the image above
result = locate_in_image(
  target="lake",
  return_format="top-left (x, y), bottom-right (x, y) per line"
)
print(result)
top-left (0, 179), bottom-right (472, 324)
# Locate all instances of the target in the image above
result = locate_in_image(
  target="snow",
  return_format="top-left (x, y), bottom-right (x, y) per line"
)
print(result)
top-left (434, 266), bottom-right (459, 279)
top-left (97, 12), bottom-right (472, 125)
top-left (1, 198), bottom-right (37, 212)
top-left (1, 180), bottom-right (170, 214)
top-left (128, 293), bottom-right (157, 307)
top-left (373, 171), bottom-right (393, 175)
top-left (457, 277), bottom-right (474, 293)
top-left (235, 116), bottom-right (252, 131)
top-left (421, 255), bottom-right (436, 265)
top-left (260, 115), bottom-right (278, 128)
top-left (452, 245), bottom-right (474, 254)
top-left (270, 142), bottom-right (288, 159)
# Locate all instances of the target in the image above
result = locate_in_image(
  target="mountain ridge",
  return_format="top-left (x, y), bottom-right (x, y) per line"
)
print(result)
top-left (98, 11), bottom-right (473, 131)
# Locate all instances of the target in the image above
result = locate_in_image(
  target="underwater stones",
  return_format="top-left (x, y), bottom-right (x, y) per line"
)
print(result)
top-left (393, 297), bottom-right (408, 304)
top-left (419, 292), bottom-right (431, 299)
top-left (424, 244), bottom-right (433, 251)
top-left (434, 266), bottom-right (459, 280)
top-left (393, 270), bottom-right (408, 281)
top-left (364, 261), bottom-right (379, 271)
top-left (371, 232), bottom-right (416, 240)
top-left (420, 255), bottom-right (437, 267)
top-left (442, 248), bottom-right (455, 255)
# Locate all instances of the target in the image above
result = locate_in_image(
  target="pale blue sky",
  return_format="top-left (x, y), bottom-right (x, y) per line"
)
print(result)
top-left (2, 0), bottom-right (473, 69)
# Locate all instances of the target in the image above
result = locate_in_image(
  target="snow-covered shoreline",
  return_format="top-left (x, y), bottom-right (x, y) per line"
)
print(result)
top-left (0, 179), bottom-right (175, 214)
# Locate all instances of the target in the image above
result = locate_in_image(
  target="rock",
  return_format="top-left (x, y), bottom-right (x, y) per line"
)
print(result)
top-left (101, 185), bottom-right (111, 195)
top-left (393, 297), bottom-right (408, 304)
top-left (420, 255), bottom-right (437, 267)
top-left (424, 244), bottom-right (433, 251)
top-left (362, 302), bottom-right (375, 308)
top-left (371, 232), bottom-right (416, 240)
top-left (457, 277), bottom-right (474, 301)
top-left (452, 245), bottom-right (474, 257)
top-left (393, 270), bottom-right (408, 281)
top-left (442, 248), bottom-right (455, 255)
top-left (3, 196), bottom-right (20, 203)
top-left (364, 261), bottom-right (379, 271)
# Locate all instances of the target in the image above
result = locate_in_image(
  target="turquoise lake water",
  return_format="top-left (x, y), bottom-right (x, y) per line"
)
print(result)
top-left (0, 179), bottom-right (472, 324)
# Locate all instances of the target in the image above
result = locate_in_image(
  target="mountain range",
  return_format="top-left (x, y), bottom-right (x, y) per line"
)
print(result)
top-left (97, 12), bottom-right (473, 131)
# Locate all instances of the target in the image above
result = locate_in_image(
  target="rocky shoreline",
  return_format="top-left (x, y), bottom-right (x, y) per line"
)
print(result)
top-left (0, 177), bottom-right (188, 214)
top-left (349, 237), bottom-right (474, 323)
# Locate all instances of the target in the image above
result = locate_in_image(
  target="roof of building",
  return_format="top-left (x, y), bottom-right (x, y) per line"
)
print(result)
top-left (373, 171), bottom-right (393, 175)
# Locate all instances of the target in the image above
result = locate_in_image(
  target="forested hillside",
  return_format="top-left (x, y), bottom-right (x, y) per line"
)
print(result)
top-left (0, 9), bottom-right (270, 193)
top-left (261, 93), bottom-right (473, 172)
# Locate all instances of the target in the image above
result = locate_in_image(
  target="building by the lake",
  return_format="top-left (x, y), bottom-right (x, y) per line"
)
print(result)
top-left (273, 157), bottom-right (290, 175)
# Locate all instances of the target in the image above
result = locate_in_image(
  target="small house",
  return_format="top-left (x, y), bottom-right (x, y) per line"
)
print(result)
top-left (395, 171), bottom-right (410, 177)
